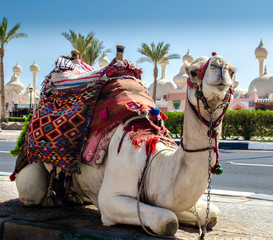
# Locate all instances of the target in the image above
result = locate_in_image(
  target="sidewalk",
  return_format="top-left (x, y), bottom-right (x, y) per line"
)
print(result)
top-left (0, 175), bottom-right (273, 239)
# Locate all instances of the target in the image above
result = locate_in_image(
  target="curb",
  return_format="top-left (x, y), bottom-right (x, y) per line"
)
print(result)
top-left (219, 141), bottom-right (249, 150)
top-left (208, 189), bottom-right (273, 202)
top-left (0, 218), bottom-right (154, 240)
top-left (174, 140), bottom-right (273, 151)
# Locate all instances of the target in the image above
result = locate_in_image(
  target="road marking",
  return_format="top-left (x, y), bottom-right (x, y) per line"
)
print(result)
top-left (228, 162), bottom-right (273, 167)
top-left (0, 171), bottom-right (12, 176)
top-left (0, 151), bottom-right (10, 154)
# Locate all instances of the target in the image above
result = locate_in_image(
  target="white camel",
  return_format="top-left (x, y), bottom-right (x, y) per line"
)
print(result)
top-left (15, 52), bottom-right (235, 236)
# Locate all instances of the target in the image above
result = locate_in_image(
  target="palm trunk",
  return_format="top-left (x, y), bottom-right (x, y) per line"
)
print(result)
top-left (152, 65), bottom-right (158, 102)
top-left (0, 47), bottom-right (7, 123)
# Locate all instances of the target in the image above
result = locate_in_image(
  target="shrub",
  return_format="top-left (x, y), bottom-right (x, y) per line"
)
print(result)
top-left (222, 110), bottom-right (273, 140)
top-left (10, 114), bottom-right (32, 156)
top-left (7, 117), bottom-right (26, 122)
top-left (163, 111), bottom-right (184, 138)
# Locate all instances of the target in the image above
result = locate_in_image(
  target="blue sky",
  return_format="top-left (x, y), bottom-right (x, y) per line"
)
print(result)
top-left (1, 0), bottom-right (273, 92)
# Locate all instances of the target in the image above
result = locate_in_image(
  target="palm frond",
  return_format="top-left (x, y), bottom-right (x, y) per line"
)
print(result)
top-left (0, 17), bottom-right (27, 46)
top-left (167, 53), bottom-right (181, 59)
top-left (5, 23), bottom-right (20, 41)
top-left (6, 33), bottom-right (27, 43)
top-left (61, 30), bottom-right (95, 58)
top-left (83, 38), bottom-right (110, 65)
top-left (137, 57), bottom-right (153, 64)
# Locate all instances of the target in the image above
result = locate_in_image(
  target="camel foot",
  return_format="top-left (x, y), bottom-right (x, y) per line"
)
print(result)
top-left (159, 219), bottom-right (178, 236)
top-left (207, 217), bottom-right (217, 230)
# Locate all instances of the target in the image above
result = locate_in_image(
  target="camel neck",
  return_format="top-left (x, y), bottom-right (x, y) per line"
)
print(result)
top-left (182, 99), bottom-right (220, 150)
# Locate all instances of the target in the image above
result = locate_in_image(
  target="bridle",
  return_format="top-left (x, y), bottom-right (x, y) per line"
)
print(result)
top-left (181, 53), bottom-right (234, 174)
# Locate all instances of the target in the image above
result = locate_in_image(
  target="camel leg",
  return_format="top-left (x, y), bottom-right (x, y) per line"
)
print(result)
top-left (175, 198), bottom-right (220, 229)
top-left (98, 192), bottom-right (179, 236)
top-left (16, 161), bottom-right (49, 206)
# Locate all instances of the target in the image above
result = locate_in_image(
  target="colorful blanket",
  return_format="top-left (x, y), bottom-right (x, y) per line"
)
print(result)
top-left (12, 56), bottom-right (175, 177)
top-left (82, 78), bottom-right (176, 167)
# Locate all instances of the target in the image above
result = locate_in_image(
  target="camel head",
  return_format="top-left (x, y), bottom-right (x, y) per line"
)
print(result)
top-left (185, 54), bottom-right (235, 110)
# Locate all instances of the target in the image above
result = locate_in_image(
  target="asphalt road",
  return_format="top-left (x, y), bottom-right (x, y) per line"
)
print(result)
top-left (0, 141), bottom-right (17, 173)
top-left (211, 150), bottom-right (273, 195)
top-left (0, 141), bottom-right (273, 195)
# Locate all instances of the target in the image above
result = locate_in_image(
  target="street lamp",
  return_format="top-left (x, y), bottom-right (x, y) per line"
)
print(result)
top-left (29, 85), bottom-right (33, 113)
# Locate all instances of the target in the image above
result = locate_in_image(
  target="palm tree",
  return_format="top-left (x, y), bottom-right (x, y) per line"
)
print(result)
top-left (137, 42), bottom-right (180, 102)
top-left (0, 17), bottom-right (27, 122)
top-left (61, 30), bottom-right (94, 59)
top-left (83, 38), bottom-right (111, 66)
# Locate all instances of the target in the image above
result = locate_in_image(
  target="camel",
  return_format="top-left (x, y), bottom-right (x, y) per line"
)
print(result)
top-left (15, 48), bottom-right (235, 237)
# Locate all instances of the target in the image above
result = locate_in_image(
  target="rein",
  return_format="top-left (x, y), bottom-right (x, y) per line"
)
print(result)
top-left (183, 52), bottom-right (233, 174)
top-left (181, 85), bottom-right (232, 174)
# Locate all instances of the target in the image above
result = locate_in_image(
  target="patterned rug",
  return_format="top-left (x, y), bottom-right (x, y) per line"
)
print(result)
top-left (12, 56), bottom-right (175, 178)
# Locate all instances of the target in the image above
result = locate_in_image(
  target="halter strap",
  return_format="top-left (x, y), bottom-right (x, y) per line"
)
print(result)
top-left (184, 52), bottom-right (233, 174)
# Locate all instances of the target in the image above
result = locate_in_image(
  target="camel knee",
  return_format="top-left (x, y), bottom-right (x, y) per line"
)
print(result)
top-left (16, 162), bottom-right (49, 206)
top-left (176, 200), bottom-right (220, 229)
top-left (98, 191), bottom-right (178, 236)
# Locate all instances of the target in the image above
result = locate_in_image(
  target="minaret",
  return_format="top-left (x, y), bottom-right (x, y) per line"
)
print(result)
top-left (5, 63), bottom-right (24, 94)
top-left (29, 61), bottom-right (40, 95)
top-left (264, 65), bottom-right (267, 75)
top-left (159, 56), bottom-right (169, 79)
top-left (255, 39), bottom-right (268, 76)
top-left (99, 55), bottom-right (110, 67)
top-left (173, 50), bottom-right (194, 89)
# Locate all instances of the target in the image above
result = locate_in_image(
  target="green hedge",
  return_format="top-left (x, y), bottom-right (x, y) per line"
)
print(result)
top-left (164, 110), bottom-right (273, 141)
top-left (7, 117), bottom-right (26, 122)
top-left (10, 114), bottom-right (32, 156)
top-left (163, 111), bottom-right (184, 138)
top-left (222, 110), bottom-right (273, 140)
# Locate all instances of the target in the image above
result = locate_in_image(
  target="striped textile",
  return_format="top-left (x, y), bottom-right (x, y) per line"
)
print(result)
top-left (50, 56), bottom-right (101, 89)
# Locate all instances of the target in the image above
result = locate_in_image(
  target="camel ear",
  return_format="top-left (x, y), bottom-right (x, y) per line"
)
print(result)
top-left (184, 61), bottom-right (190, 76)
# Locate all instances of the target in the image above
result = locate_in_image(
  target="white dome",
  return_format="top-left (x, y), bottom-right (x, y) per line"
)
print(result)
top-left (30, 61), bottom-right (40, 72)
top-left (248, 72), bottom-right (273, 97)
top-left (183, 49), bottom-right (194, 64)
top-left (99, 56), bottom-right (110, 67)
top-left (148, 78), bottom-right (176, 100)
top-left (12, 62), bottom-right (22, 75)
top-left (173, 65), bottom-right (188, 89)
top-left (255, 40), bottom-right (268, 59)
top-left (5, 74), bottom-right (24, 94)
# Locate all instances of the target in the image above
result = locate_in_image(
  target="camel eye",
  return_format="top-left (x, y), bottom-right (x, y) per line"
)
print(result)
top-left (190, 71), bottom-right (197, 78)
top-left (210, 64), bottom-right (218, 69)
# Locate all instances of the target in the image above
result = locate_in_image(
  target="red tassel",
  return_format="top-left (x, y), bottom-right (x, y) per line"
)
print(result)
top-left (99, 108), bottom-right (108, 120)
top-left (160, 112), bottom-right (168, 120)
top-left (132, 138), bottom-right (142, 148)
top-left (145, 136), bottom-right (158, 156)
top-left (10, 172), bottom-right (16, 181)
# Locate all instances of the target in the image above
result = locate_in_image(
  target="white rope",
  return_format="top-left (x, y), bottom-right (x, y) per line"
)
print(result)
top-left (123, 111), bottom-right (149, 127)
top-left (136, 148), bottom-right (176, 238)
